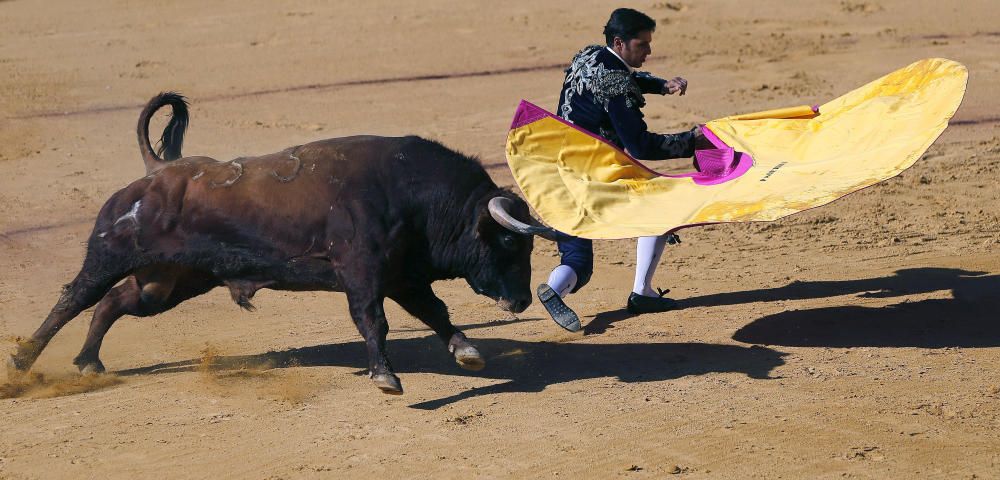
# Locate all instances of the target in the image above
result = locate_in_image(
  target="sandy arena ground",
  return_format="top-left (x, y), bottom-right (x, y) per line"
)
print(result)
top-left (2, 1), bottom-right (999, 478)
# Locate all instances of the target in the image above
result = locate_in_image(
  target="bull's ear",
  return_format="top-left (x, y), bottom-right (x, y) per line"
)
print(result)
top-left (475, 203), bottom-right (499, 239)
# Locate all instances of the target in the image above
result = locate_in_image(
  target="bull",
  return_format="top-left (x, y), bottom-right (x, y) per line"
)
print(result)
top-left (8, 92), bottom-right (553, 394)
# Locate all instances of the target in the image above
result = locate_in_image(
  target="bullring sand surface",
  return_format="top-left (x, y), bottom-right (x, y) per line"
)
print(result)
top-left (1, 1), bottom-right (999, 478)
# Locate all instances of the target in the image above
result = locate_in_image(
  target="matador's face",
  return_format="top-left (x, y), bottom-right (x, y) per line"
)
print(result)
top-left (617, 29), bottom-right (653, 68)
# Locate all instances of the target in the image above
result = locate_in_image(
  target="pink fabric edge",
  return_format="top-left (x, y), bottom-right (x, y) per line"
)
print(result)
top-left (510, 100), bottom-right (550, 129)
top-left (509, 100), bottom-right (753, 186)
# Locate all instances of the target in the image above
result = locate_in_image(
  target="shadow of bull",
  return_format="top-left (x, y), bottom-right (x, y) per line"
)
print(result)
top-left (116, 267), bottom-right (995, 408)
top-left (120, 337), bottom-right (786, 410)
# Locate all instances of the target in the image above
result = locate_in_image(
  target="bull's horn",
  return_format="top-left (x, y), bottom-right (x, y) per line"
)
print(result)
top-left (488, 197), bottom-right (557, 240)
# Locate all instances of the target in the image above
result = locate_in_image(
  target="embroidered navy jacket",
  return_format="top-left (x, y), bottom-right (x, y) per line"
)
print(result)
top-left (556, 45), bottom-right (695, 160)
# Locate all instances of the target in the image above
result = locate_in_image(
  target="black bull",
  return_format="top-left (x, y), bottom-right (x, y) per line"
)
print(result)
top-left (8, 93), bottom-right (555, 394)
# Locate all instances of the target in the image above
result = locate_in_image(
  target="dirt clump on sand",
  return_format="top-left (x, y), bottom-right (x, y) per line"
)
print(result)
top-left (1, 371), bottom-right (123, 399)
top-left (195, 344), bottom-right (315, 404)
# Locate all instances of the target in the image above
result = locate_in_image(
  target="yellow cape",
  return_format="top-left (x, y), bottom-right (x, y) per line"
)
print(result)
top-left (505, 58), bottom-right (968, 239)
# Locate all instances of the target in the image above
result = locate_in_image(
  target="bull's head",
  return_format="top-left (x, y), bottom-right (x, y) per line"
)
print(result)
top-left (465, 194), bottom-right (555, 314)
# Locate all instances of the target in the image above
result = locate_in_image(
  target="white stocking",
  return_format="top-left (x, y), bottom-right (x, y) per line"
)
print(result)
top-left (546, 265), bottom-right (578, 298)
top-left (633, 235), bottom-right (668, 296)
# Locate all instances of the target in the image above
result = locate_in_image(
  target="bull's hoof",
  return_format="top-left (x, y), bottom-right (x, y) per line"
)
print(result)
top-left (76, 359), bottom-right (106, 375)
top-left (371, 373), bottom-right (403, 395)
top-left (449, 334), bottom-right (485, 371)
top-left (7, 345), bottom-right (37, 378)
top-left (452, 345), bottom-right (486, 371)
top-left (6, 354), bottom-right (26, 380)
top-left (8, 339), bottom-right (43, 373)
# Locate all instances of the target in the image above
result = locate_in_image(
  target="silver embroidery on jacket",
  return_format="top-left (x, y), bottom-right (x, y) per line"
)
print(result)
top-left (559, 45), bottom-right (645, 121)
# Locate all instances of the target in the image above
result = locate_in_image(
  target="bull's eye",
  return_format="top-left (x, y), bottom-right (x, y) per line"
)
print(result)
top-left (499, 233), bottom-right (517, 250)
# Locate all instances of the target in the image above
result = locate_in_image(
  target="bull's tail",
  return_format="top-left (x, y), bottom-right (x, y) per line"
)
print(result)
top-left (137, 92), bottom-right (189, 174)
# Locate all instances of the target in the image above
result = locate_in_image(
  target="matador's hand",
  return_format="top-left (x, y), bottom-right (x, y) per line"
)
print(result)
top-left (664, 77), bottom-right (688, 96)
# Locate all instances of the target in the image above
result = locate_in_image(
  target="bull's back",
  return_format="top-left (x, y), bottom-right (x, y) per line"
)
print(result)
top-left (127, 136), bottom-right (413, 258)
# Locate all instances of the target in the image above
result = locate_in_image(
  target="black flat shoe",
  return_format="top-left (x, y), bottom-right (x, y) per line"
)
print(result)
top-left (626, 288), bottom-right (678, 314)
top-left (537, 283), bottom-right (581, 332)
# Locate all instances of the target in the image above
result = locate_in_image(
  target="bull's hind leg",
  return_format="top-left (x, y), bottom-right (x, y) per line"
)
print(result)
top-left (73, 267), bottom-right (216, 374)
top-left (72, 278), bottom-right (142, 374)
top-left (8, 255), bottom-right (132, 376)
top-left (390, 283), bottom-right (484, 371)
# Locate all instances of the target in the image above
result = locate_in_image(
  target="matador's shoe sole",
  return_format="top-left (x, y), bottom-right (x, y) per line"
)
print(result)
top-left (537, 283), bottom-right (581, 332)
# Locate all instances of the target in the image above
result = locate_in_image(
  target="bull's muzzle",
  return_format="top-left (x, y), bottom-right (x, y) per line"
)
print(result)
top-left (497, 296), bottom-right (531, 314)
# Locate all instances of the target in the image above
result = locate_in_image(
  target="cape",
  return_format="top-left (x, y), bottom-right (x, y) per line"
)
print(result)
top-left (505, 58), bottom-right (968, 239)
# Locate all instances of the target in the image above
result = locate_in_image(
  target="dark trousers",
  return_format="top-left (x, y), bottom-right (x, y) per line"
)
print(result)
top-left (555, 232), bottom-right (594, 294)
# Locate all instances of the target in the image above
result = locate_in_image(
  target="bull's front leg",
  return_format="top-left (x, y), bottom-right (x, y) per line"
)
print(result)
top-left (343, 286), bottom-right (401, 394)
top-left (390, 283), bottom-right (485, 371)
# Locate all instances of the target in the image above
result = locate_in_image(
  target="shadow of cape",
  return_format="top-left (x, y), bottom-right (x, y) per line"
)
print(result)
top-left (587, 268), bottom-right (997, 337)
top-left (119, 337), bottom-right (786, 410)
top-left (727, 268), bottom-right (1000, 348)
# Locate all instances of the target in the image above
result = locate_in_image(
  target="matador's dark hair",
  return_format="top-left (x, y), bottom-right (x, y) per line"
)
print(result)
top-left (603, 8), bottom-right (656, 46)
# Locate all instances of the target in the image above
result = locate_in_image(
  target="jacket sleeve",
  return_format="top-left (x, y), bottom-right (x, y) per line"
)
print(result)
top-left (633, 71), bottom-right (667, 95)
top-left (607, 96), bottom-right (696, 160)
